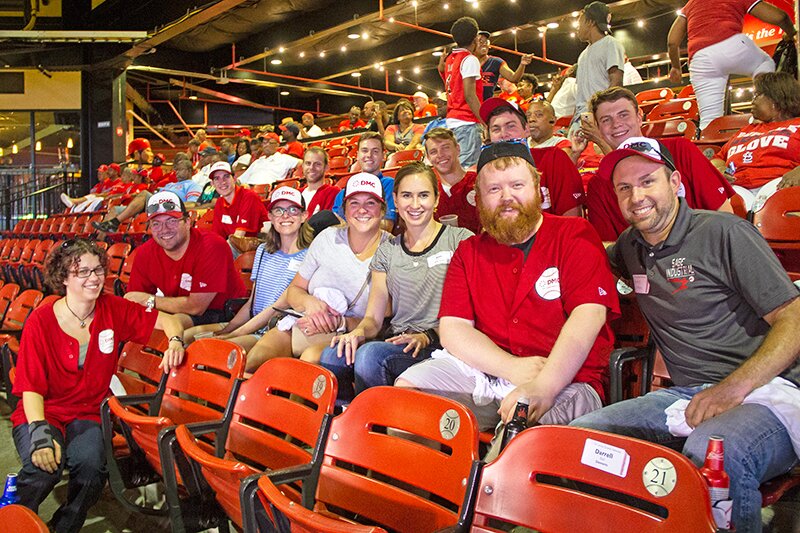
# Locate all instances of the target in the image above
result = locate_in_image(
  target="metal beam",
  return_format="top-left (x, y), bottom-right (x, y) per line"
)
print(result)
top-left (122, 0), bottom-right (253, 61)
top-left (0, 30), bottom-right (147, 41)
top-left (127, 110), bottom-right (175, 148)
top-left (125, 83), bottom-right (158, 117)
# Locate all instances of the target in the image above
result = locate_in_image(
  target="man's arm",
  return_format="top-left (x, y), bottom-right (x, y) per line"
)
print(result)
top-left (463, 76), bottom-right (483, 124)
top-left (750, 2), bottom-right (797, 39)
top-left (125, 291), bottom-right (216, 316)
top-left (607, 66), bottom-right (623, 88)
top-left (667, 16), bottom-right (687, 84)
top-left (685, 296), bottom-right (800, 427)
top-left (498, 303), bottom-right (607, 423)
top-left (499, 55), bottom-right (533, 83)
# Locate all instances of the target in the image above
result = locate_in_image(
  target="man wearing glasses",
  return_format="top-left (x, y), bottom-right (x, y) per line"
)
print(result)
top-left (125, 191), bottom-right (248, 328)
top-left (397, 141), bottom-right (618, 458)
top-left (572, 141), bottom-right (800, 533)
top-left (481, 97), bottom-right (585, 217)
top-left (208, 161), bottom-right (269, 256)
top-left (238, 132), bottom-right (302, 187)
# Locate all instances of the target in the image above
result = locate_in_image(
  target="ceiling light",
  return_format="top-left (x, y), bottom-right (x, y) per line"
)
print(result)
top-left (379, 66), bottom-right (385, 71)
top-left (278, 46), bottom-right (285, 53)
top-left (280, 91), bottom-right (290, 96)
top-left (572, 20), bottom-right (579, 28)
top-left (398, 76), bottom-right (404, 82)
top-left (417, 85), bottom-right (422, 90)
top-left (373, 62), bottom-right (381, 69)
top-left (66, 138), bottom-right (73, 149)
top-left (271, 59), bottom-right (282, 65)
top-left (432, 51), bottom-right (443, 57)
top-left (189, 95), bottom-right (198, 100)
top-left (396, 69), bottom-right (401, 74)
top-left (411, 0), bottom-right (418, 6)
top-left (572, 10), bottom-right (579, 17)
top-left (348, 31), bottom-right (360, 39)
top-left (570, 32), bottom-right (576, 38)
top-left (340, 45), bottom-right (347, 52)
top-left (361, 31), bottom-right (369, 39)
top-left (547, 22), bottom-right (559, 29)
top-left (12, 144), bottom-right (18, 154)
top-left (35, 141), bottom-right (41, 151)
top-left (320, 51), bottom-right (326, 58)
top-left (443, 2), bottom-right (449, 8)
top-left (299, 51), bottom-right (305, 58)
top-left (637, 20), bottom-right (644, 27)
top-left (389, 17), bottom-right (395, 22)
top-left (352, 72), bottom-right (362, 77)
top-left (413, 66), bottom-right (421, 74)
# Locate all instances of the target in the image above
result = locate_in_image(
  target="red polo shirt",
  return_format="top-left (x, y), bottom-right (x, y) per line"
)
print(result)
top-left (532, 146), bottom-right (586, 215)
top-left (280, 140), bottom-right (305, 159)
top-left (439, 214), bottom-right (619, 400)
top-left (302, 183), bottom-right (341, 215)
top-left (128, 228), bottom-right (248, 311)
top-left (11, 295), bottom-right (157, 432)
top-left (586, 137), bottom-right (735, 241)
top-left (436, 170), bottom-right (481, 234)
top-left (212, 187), bottom-right (269, 238)
top-left (338, 119), bottom-right (367, 132)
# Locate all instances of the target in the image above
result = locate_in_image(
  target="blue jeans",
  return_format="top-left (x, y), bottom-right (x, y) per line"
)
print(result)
top-left (319, 341), bottom-right (434, 404)
top-left (12, 419), bottom-right (108, 533)
top-left (570, 386), bottom-right (798, 533)
top-left (451, 123), bottom-right (481, 168)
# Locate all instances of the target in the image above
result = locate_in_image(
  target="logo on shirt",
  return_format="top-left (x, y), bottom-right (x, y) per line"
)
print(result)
top-left (221, 214), bottom-right (233, 224)
top-left (665, 257), bottom-right (695, 294)
top-left (180, 273), bottom-right (193, 291)
top-left (535, 267), bottom-right (561, 300)
top-left (743, 152), bottom-right (753, 164)
top-left (598, 286), bottom-right (607, 296)
top-left (466, 190), bottom-right (477, 206)
top-left (199, 281), bottom-right (207, 288)
top-left (540, 187), bottom-right (552, 210)
top-left (99, 329), bottom-right (115, 354)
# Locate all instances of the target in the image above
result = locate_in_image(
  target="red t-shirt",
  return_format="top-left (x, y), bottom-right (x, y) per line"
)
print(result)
top-left (531, 147), bottom-right (586, 215)
top-left (586, 138), bottom-right (735, 241)
top-left (90, 179), bottom-right (109, 194)
top-left (128, 228), bottom-right (248, 311)
top-left (414, 104), bottom-right (438, 118)
top-left (717, 118), bottom-right (800, 189)
top-left (682, 0), bottom-right (757, 59)
top-left (436, 170), bottom-right (481, 234)
top-left (152, 171), bottom-right (178, 192)
top-left (302, 183), bottom-right (341, 215)
top-left (445, 49), bottom-right (483, 123)
top-left (11, 295), bottom-right (157, 432)
top-left (439, 214), bottom-right (619, 400)
top-left (212, 187), bottom-right (269, 238)
top-left (281, 141), bottom-right (305, 159)
top-left (500, 91), bottom-right (523, 106)
top-left (338, 119), bottom-right (367, 132)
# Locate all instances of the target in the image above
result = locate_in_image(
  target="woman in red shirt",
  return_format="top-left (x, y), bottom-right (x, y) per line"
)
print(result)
top-left (11, 239), bottom-right (185, 532)
top-left (712, 72), bottom-right (800, 209)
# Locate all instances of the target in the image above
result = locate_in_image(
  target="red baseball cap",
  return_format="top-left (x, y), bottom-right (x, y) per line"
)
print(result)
top-left (97, 164), bottom-right (108, 172)
top-left (108, 163), bottom-right (121, 174)
top-left (479, 97), bottom-right (527, 125)
top-left (127, 138), bottom-right (151, 156)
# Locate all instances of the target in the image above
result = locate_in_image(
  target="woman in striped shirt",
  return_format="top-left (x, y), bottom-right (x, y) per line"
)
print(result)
top-left (321, 162), bottom-right (473, 404)
top-left (184, 187), bottom-right (311, 354)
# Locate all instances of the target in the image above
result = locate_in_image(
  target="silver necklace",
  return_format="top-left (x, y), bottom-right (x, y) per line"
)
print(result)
top-left (64, 298), bottom-right (95, 328)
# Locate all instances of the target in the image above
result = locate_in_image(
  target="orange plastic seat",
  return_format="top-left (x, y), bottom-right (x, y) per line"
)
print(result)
top-left (103, 338), bottom-right (245, 517)
top-left (22, 239), bottom-right (53, 290)
top-left (640, 119), bottom-right (696, 140)
top-left (385, 149), bottom-right (424, 168)
top-left (328, 156), bottom-right (352, 175)
top-left (457, 425), bottom-right (717, 532)
top-left (234, 250), bottom-right (256, 291)
top-left (246, 386), bottom-right (480, 533)
top-left (114, 247), bottom-right (138, 296)
top-left (103, 242), bottom-right (132, 295)
top-left (174, 358), bottom-right (336, 530)
top-left (636, 87), bottom-right (674, 115)
top-left (0, 504), bottom-right (49, 533)
top-left (695, 113), bottom-right (752, 144)
top-left (326, 145), bottom-right (349, 158)
top-left (751, 186), bottom-right (800, 277)
top-left (647, 98), bottom-right (699, 122)
top-left (677, 84), bottom-right (695, 99)
top-left (0, 283), bottom-right (23, 324)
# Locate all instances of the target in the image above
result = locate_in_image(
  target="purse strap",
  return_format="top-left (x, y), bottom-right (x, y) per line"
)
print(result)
top-left (346, 271), bottom-right (372, 313)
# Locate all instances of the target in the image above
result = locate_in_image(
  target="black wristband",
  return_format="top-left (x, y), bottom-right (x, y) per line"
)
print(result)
top-left (424, 329), bottom-right (439, 346)
top-left (169, 336), bottom-right (185, 347)
top-left (29, 420), bottom-right (55, 454)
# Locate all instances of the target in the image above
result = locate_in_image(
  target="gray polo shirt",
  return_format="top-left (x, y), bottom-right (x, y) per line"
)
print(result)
top-left (575, 35), bottom-right (625, 116)
top-left (608, 199), bottom-right (799, 387)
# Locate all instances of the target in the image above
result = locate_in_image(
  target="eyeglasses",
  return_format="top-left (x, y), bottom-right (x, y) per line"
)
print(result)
top-left (149, 218), bottom-right (182, 231)
top-left (146, 199), bottom-right (182, 215)
top-left (270, 206), bottom-right (303, 217)
top-left (480, 138), bottom-right (530, 152)
top-left (71, 265), bottom-right (105, 278)
top-left (625, 141), bottom-right (677, 171)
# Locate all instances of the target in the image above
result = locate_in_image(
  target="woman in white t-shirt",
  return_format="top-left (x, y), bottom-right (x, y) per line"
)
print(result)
top-left (321, 162), bottom-right (473, 404)
top-left (246, 174), bottom-right (391, 371)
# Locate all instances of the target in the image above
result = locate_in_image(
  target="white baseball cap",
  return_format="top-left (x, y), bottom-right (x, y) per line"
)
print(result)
top-left (209, 161), bottom-right (233, 180)
top-left (344, 173), bottom-right (385, 203)
top-left (268, 186), bottom-right (305, 211)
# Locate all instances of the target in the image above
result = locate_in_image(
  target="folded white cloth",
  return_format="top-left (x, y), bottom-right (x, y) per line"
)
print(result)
top-left (430, 348), bottom-right (515, 406)
top-left (664, 377), bottom-right (800, 457)
top-left (276, 287), bottom-right (349, 332)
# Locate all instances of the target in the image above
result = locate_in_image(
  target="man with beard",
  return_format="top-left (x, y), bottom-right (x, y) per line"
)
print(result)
top-left (396, 141), bottom-right (618, 454)
top-left (125, 191), bottom-right (248, 328)
top-left (299, 147), bottom-right (340, 215)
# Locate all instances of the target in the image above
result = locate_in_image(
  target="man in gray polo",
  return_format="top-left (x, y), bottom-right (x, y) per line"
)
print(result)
top-left (571, 140), bottom-right (800, 533)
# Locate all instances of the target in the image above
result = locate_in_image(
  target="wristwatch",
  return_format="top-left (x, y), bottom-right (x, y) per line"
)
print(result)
top-left (169, 336), bottom-right (185, 347)
top-left (146, 295), bottom-right (156, 312)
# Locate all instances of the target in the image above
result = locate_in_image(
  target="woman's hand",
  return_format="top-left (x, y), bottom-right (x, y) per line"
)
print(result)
top-left (386, 332), bottom-right (430, 357)
top-left (302, 297), bottom-right (341, 333)
top-left (32, 440), bottom-right (62, 474)
top-left (160, 340), bottom-right (185, 373)
top-left (332, 328), bottom-right (366, 365)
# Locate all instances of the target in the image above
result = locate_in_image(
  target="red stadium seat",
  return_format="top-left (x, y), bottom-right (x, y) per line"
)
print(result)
top-left (0, 283), bottom-right (21, 324)
top-left (103, 338), bottom-right (245, 517)
top-left (0, 505), bottom-right (49, 533)
top-left (246, 386), bottom-right (480, 533)
top-left (385, 149), bottom-right (424, 168)
top-left (457, 426), bottom-right (717, 532)
top-left (234, 250), bottom-right (256, 290)
top-left (114, 247), bottom-right (138, 296)
top-left (695, 113), bottom-right (752, 145)
top-left (640, 119), bottom-right (697, 141)
top-left (23, 239), bottom-right (54, 291)
top-left (647, 98), bottom-right (699, 123)
top-left (103, 243), bottom-right (132, 295)
top-left (174, 358), bottom-right (336, 530)
top-left (328, 156), bottom-right (352, 175)
top-left (677, 84), bottom-right (695, 99)
top-left (751, 186), bottom-right (800, 278)
top-left (326, 145), bottom-right (349, 158)
top-left (636, 87), bottom-right (674, 115)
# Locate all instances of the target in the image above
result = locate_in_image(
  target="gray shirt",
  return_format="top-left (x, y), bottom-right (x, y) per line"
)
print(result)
top-left (575, 35), bottom-right (625, 115)
top-left (609, 200), bottom-right (799, 387)
top-left (298, 226), bottom-right (390, 318)
top-left (371, 224), bottom-right (473, 334)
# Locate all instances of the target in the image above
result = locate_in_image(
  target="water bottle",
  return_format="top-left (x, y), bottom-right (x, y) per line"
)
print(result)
top-left (0, 474), bottom-right (19, 507)
top-left (499, 398), bottom-right (529, 452)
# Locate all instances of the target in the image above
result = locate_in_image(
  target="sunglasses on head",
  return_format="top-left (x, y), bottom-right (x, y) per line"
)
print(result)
top-left (625, 141), bottom-right (677, 172)
top-left (146, 199), bottom-right (180, 215)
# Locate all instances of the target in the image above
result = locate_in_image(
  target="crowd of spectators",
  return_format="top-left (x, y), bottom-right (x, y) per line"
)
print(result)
top-left (8, 2), bottom-right (800, 532)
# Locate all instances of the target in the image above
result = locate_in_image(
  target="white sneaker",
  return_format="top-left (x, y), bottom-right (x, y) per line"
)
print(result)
top-left (60, 192), bottom-right (74, 207)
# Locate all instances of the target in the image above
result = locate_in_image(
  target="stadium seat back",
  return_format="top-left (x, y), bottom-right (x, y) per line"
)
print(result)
top-left (647, 98), bottom-right (699, 122)
top-left (3, 289), bottom-right (43, 330)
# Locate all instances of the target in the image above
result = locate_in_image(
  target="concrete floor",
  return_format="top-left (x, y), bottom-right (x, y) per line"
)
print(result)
top-left (1, 392), bottom-right (799, 532)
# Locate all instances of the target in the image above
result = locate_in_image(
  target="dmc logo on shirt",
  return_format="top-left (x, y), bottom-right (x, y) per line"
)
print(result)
top-left (180, 273), bottom-right (193, 291)
top-left (665, 257), bottom-right (695, 294)
top-left (535, 267), bottom-right (561, 300)
top-left (466, 190), bottom-right (477, 206)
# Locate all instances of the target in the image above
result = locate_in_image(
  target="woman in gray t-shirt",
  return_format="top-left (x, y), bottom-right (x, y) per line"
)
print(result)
top-left (321, 162), bottom-right (473, 404)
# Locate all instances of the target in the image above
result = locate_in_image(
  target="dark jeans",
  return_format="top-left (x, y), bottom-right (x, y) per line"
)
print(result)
top-left (12, 419), bottom-right (108, 533)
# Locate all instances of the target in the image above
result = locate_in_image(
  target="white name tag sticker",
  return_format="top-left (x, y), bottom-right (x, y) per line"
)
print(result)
top-left (180, 273), bottom-right (193, 291)
top-left (287, 258), bottom-right (303, 272)
top-left (581, 438), bottom-right (631, 478)
top-left (221, 214), bottom-right (233, 224)
top-left (427, 251), bottom-right (453, 268)
top-left (98, 329), bottom-right (115, 354)
top-left (632, 274), bottom-right (650, 294)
